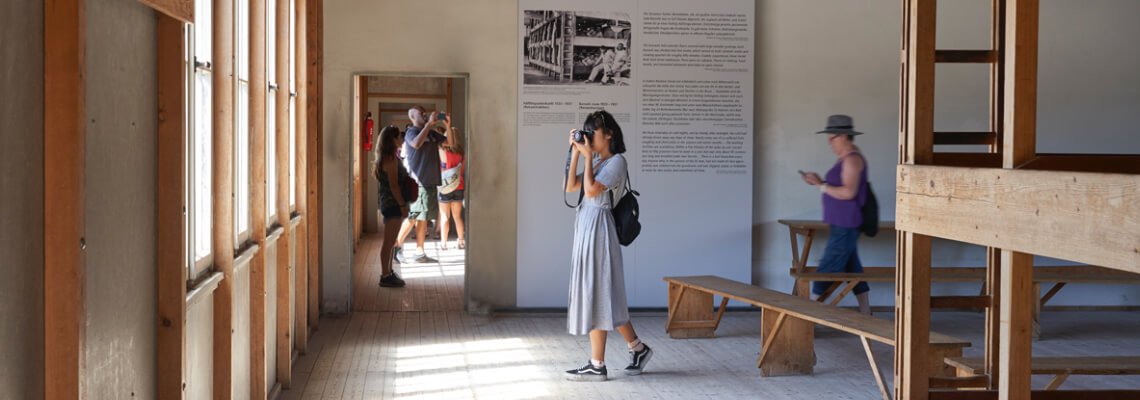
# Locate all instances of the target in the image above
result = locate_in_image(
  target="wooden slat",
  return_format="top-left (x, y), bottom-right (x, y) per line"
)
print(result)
top-left (928, 390), bottom-right (1140, 400)
top-left (138, 0), bottom-right (194, 23)
top-left (305, 0), bottom-right (321, 330)
top-left (294, 0), bottom-right (309, 355)
top-left (44, 0), bottom-right (87, 397)
top-left (930, 375), bottom-right (991, 389)
top-left (156, 12), bottom-right (186, 400)
top-left (366, 92), bottom-right (448, 99)
top-left (946, 356), bottom-right (1140, 376)
top-left (778, 219), bottom-right (896, 232)
top-left (862, 336), bottom-right (892, 400)
top-left (931, 296), bottom-right (990, 309)
top-left (1004, 0), bottom-right (1038, 169)
top-left (985, 247), bottom-right (1001, 389)
top-left (901, 0), bottom-right (935, 165)
top-left (896, 165), bottom-right (1140, 273)
top-left (932, 153), bottom-right (1002, 168)
top-left (249, 0), bottom-right (268, 395)
top-left (211, 0), bottom-right (236, 398)
top-left (988, 0), bottom-right (1006, 155)
top-left (934, 132), bottom-right (997, 145)
top-left (1018, 154), bottom-right (1140, 175)
top-left (793, 267), bottom-right (1140, 284)
top-left (935, 50), bottom-right (996, 63)
top-left (999, 250), bottom-right (1035, 399)
top-left (896, 231), bottom-right (933, 399)
top-left (275, 0), bottom-right (292, 388)
top-left (663, 276), bottom-right (970, 347)
top-left (1039, 283), bottom-right (1065, 306)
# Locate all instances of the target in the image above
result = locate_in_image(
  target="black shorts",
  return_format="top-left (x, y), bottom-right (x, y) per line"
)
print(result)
top-left (381, 206), bottom-right (403, 223)
top-left (439, 189), bottom-right (465, 203)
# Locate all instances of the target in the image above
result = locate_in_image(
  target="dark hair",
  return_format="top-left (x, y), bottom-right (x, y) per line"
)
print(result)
top-left (374, 125), bottom-right (401, 181)
top-left (847, 134), bottom-right (854, 143)
top-left (583, 110), bottom-right (626, 154)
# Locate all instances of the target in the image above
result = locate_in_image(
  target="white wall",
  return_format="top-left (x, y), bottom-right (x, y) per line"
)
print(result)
top-left (321, 0), bottom-right (1140, 310)
top-left (0, 0), bottom-right (45, 398)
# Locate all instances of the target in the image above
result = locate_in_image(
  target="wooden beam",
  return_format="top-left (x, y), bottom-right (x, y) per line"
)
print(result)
top-left (930, 375), bottom-right (991, 390)
top-left (934, 132), bottom-right (997, 146)
top-left (895, 165), bottom-right (1140, 273)
top-left (999, 250), bottom-right (1034, 399)
top-left (895, 231), bottom-right (933, 400)
top-left (138, 0), bottom-right (194, 23)
top-left (211, 0), bottom-right (236, 397)
top-left (1003, 0), bottom-right (1038, 169)
top-left (900, 0), bottom-right (936, 165)
top-left (248, 0), bottom-right (268, 395)
top-left (352, 75), bottom-right (364, 247)
top-left (989, 0), bottom-right (1006, 155)
top-left (1018, 155), bottom-right (1140, 175)
top-left (985, 247), bottom-right (1001, 389)
top-left (294, 0), bottom-right (309, 354)
top-left (931, 296), bottom-right (990, 309)
top-left (305, 0), bottom-right (322, 329)
top-left (44, 0), bottom-right (86, 398)
top-left (366, 92), bottom-right (448, 99)
top-left (935, 50), bottom-right (996, 63)
top-left (156, 12), bottom-right (187, 400)
top-left (928, 390), bottom-right (1140, 400)
top-left (275, 0), bottom-right (292, 388)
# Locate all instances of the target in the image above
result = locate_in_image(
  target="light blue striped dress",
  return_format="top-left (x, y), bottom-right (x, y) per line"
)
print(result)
top-left (567, 154), bottom-right (629, 335)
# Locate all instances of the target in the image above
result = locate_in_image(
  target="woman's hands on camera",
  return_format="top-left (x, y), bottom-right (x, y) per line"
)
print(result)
top-left (568, 129), bottom-right (592, 156)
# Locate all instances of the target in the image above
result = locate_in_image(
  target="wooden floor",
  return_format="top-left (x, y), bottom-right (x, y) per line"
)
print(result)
top-left (353, 233), bottom-right (465, 312)
top-left (295, 235), bottom-right (1140, 399)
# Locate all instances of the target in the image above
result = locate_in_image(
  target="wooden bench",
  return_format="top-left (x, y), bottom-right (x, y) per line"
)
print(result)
top-left (945, 356), bottom-right (1140, 390)
top-left (665, 275), bottom-right (972, 400)
top-left (778, 218), bottom-right (1140, 338)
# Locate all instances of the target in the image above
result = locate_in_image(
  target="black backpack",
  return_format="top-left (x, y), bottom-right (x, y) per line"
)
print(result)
top-left (608, 169), bottom-right (641, 246)
top-left (860, 181), bottom-right (879, 237)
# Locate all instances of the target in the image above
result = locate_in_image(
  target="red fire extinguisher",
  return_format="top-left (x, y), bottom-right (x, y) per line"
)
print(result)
top-left (363, 112), bottom-right (374, 151)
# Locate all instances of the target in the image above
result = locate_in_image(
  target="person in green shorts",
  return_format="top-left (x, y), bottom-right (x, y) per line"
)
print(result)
top-left (393, 105), bottom-right (448, 263)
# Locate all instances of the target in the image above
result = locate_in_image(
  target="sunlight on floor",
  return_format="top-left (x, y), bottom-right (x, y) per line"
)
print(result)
top-left (393, 338), bottom-right (549, 399)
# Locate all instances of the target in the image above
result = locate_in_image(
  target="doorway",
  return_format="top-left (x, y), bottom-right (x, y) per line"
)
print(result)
top-left (350, 73), bottom-right (470, 312)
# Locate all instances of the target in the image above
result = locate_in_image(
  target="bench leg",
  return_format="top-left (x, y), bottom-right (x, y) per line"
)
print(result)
top-left (760, 308), bottom-right (814, 376)
top-left (860, 336), bottom-right (892, 400)
top-left (1032, 282), bottom-right (1042, 340)
top-left (1044, 372), bottom-right (1069, 390)
top-left (665, 283), bottom-right (717, 339)
top-left (956, 367), bottom-right (988, 390)
top-left (829, 281), bottom-right (859, 306)
top-left (929, 346), bottom-right (964, 378)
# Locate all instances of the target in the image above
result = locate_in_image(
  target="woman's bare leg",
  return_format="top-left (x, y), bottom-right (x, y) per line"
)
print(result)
top-left (380, 216), bottom-right (403, 277)
top-left (589, 329), bottom-right (607, 362)
top-left (439, 201), bottom-right (451, 248)
top-left (450, 201), bottom-right (465, 247)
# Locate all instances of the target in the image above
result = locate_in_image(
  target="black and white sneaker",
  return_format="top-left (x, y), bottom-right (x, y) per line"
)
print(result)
top-left (379, 273), bottom-right (406, 288)
top-left (394, 246), bottom-right (406, 264)
top-left (565, 362), bottom-right (607, 382)
top-left (624, 344), bottom-right (653, 375)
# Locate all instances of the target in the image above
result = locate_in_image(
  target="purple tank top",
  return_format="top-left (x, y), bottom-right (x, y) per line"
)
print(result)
top-left (822, 152), bottom-right (868, 229)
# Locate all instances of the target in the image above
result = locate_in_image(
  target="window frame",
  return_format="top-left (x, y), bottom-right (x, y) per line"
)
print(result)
top-left (234, 0), bottom-right (252, 247)
top-left (188, 0), bottom-right (215, 280)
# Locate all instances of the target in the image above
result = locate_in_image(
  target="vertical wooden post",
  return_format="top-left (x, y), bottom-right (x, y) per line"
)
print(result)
top-left (988, 0), bottom-right (1006, 154)
top-left (212, 0), bottom-right (237, 397)
top-left (984, 246), bottom-right (1002, 389)
top-left (895, 231), bottom-right (932, 400)
top-left (44, 0), bottom-right (86, 398)
top-left (157, 12), bottom-right (187, 400)
top-left (275, 0), bottom-right (293, 387)
top-left (997, 2), bottom-right (1038, 399)
top-left (294, 0), bottom-right (309, 354)
top-left (305, 0), bottom-right (322, 330)
top-left (895, 1), bottom-right (936, 399)
top-left (249, 0), bottom-right (268, 396)
top-left (352, 76), bottom-right (365, 247)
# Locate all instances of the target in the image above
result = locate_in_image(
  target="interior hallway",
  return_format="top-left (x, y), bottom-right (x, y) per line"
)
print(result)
top-left (353, 233), bottom-right (466, 312)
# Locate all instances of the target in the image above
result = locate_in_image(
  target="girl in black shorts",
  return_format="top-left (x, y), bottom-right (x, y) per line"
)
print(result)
top-left (374, 126), bottom-right (410, 287)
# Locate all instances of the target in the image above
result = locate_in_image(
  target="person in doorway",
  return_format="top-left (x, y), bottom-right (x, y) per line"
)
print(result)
top-left (372, 125), bottom-right (410, 288)
top-left (393, 106), bottom-right (448, 264)
top-left (562, 110), bottom-right (652, 381)
top-left (437, 126), bottom-right (466, 250)
top-left (800, 114), bottom-right (872, 314)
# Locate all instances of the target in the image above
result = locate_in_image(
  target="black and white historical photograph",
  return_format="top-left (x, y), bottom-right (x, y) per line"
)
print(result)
top-left (523, 10), bottom-right (632, 86)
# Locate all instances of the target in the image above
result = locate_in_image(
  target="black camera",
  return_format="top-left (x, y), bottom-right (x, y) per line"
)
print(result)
top-left (573, 129), bottom-right (593, 143)
top-left (436, 112), bottom-right (447, 121)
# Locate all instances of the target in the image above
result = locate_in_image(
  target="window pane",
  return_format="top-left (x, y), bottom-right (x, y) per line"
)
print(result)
top-left (267, 89), bottom-right (277, 222)
top-left (289, 96), bottom-right (296, 207)
top-left (267, 0), bottom-right (275, 84)
top-left (237, 0), bottom-right (249, 80)
top-left (194, 70), bottom-right (213, 262)
top-left (195, 0), bottom-right (212, 63)
top-left (236, 82), bottom-right (250, 238)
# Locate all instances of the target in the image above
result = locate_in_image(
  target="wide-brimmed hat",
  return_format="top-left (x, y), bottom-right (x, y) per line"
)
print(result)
top-left (816, 114), bottom-right (863, 136)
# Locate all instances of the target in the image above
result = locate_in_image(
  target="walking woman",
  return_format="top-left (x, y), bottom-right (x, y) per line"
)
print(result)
top-left (800, 114), bottom-right (872, 314)
top-left (562, 110), bottom-right (652, 381)
top-left (374, 125), bottom-right (410, 288)
top-left (437, 126), bottom-right (466, 250)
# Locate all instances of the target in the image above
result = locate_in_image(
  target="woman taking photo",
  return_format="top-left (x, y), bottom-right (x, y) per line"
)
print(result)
top-left (562, 110), bottom-right (652, 381)
top-left (373, 125), bottom-right (410, 288)
top-left (437, 126), bottom-right (466, 250)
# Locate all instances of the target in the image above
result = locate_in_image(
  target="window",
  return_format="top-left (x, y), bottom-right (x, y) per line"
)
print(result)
top-left (189, 0), bottom-right (214, 277)
top-left (289, 0), bottom-right (297, 210)
top-left (266, 0), bottom-right (277, 224)
top-left (235, 0), bottom-right (251, 246)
